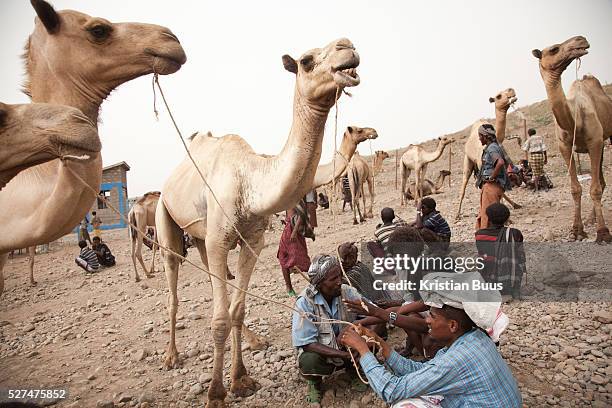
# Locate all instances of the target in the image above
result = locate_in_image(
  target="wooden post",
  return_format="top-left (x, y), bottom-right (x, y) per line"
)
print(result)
top-left (395, 149), bottom-right (399, 190)
top-left (448, 143), bottom-right (452, 187)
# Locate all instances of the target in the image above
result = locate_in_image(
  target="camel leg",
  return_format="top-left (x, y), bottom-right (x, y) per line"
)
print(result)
top-left (502, 193), bottom-right (522, 210)
top-left (229, 233), bottom-right (265, 397)
top-left (349, 169), bottom-right (360, 224)
top-left (559, 142), bottom-right (587, 240)
top-left (366, 172), bottom-right (374, 218)
top-left (0, 253), bottom-right (7, 297)
top-left (205, 234), bottom-right (233, 408)
top-left (400, 165), bottom-right (410, 206)
top-left (28, 246), bottom-right (36, 286)
top-left (156, 201), bottom-right (184, 369)
top-left (587, 138), bottom-right (611, 242)
top-left (149, 237), bottom-right (157, 275)
top-left (415, 167), bottom-right (423, 204)
top-left (455, 155), bottom-right (473, 221)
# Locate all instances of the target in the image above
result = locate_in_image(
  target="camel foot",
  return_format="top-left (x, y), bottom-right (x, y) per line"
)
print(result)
top-left (145, 273), bottom-right (154, 279)
top-left (163, 347), bottom-right (181, 370)
top-left (30, 280), bottom-right (37, 286)
top-left (569, 227), bottom-right (588, 242)
top-left (596, 228), bottom-right (612, 243)
top-left (134, 276), bottom-right (141, 283)
top-left (246, 333), bottom-right (268, 351)
top-left (511, 203), bottom-right (522, 210)
top-left (226, 270), bottom-right (236, 280)
top-left (230, 374), bottom-right (260, 397)
top-left (205, 400), bottom-right (226, 408)
top-left (353, 220), bottom-right (359, 225)
top-left (360, 218), bottom-right (366, 224)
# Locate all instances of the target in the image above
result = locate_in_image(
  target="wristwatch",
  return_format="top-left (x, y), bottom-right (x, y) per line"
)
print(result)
top-left (388, 311), bottom-right (398, 328)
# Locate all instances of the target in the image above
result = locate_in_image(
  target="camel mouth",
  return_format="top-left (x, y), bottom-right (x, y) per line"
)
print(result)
top-left (332, 63), bottom-right (360, 87)
top-left (509, 97), bottom-right (517, 106)
top-left (570, 45), bottom-right (589, 58)
top-left (146, 49), bottom-right (187, 75)
top-left (368, 133), bottom-right (379, 140)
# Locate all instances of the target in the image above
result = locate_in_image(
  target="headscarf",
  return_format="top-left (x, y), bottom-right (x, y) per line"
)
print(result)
top-left (305, 254), bottom-right (340, 298)
top-left (478, 124), bottom-right (497, 141)
top-left (419, 271), bottom-right (508, 341)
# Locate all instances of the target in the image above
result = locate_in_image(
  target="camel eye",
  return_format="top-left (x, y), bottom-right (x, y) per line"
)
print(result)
top-left (88, 25), bottom-right (111, 41)
top-left (549, 46), bottom-right (559, 55)
top-left (300, 55), bottom-right (314, 71)
top-left (496, 95), bottom-right (501, 99)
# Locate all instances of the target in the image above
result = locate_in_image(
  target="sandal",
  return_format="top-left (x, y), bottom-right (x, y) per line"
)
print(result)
top-left (305, 379), bottom-right (321, 404)
top-left (286, 289), bottom-right (297, 298)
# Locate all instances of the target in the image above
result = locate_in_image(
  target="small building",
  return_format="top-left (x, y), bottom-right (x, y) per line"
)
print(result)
top-left (93, 161), bottom-right (130, 229)
top-left (73, 161), bottom-right (130, 236)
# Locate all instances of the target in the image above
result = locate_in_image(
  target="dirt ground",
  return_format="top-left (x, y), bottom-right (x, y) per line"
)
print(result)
top-left (1, 112), bottom-right (611, 407)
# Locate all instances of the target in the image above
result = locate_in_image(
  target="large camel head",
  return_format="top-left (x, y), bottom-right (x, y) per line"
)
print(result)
top-left (24, 0), bottom-right (187, 113)
top-left (345, 126), bottom-right (378, 144)
top-left (488, 88), bottom-right (517, 112)
top-left (282, 38), bottom-right (360, 108)
top-left (0, 102), bottom-right (100, 189)
top-left (532, 36), bottom-right (590, 78)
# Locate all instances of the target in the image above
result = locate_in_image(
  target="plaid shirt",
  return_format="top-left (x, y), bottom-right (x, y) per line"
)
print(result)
top-left (359, 329), bottom-right (522, 407)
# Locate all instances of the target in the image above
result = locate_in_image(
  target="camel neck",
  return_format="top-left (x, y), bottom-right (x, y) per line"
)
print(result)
top-left (494, 108), bottom-right (509, 144)
top-left (542, 70), bottom-right (575, 132)
top-left (256, 87), bottom-right (330, 214)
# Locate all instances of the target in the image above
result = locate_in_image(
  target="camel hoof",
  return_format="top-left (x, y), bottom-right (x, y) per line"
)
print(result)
top-left (227, 271), bottom-right (236, 280)
top-left (205, 399), bottom-right (227, 408)
top-left (134, 276), bottom-right (141, 283)
top-left (30, 281), bottom-right (37, 286)
top-left (596, 228), bottom-right (612, 243)
top-left (512, 203), bottom-right (522, 210)
top-left (248, 337), bottom-right (268, 351)
top-left (353, 220), bottom-right (358, 225)
top-left (360, 218), bottom-right (366, 224)
top-left (230, 375), bottom-right (260, 397)
top-left (163, 350), bottom-right (181, 370)
top-left (569, 228), bottom-right (588, 242)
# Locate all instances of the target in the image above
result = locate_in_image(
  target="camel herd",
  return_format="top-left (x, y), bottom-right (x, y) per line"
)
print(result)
top-left (1, 1), bottom-right (611, 407)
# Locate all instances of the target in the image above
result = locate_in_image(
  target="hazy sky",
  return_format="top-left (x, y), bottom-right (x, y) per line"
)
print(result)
top-left (1, 0), bottom-right (611, 197)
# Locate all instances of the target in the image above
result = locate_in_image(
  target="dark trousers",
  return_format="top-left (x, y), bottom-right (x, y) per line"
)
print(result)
top-left (298, 351), bottom-right (353, 380)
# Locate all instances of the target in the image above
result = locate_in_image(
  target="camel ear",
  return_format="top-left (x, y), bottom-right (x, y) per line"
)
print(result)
top-left (488, 97), bottom-right (495, 103)
top-left (347, 126), bottom-right (354, 133)
top-left (282, 55), bottom-right (298, 74)
top-left (532, 49), bottom-right (542, 59)
top-left (31, 0), bottom-right (60, 34)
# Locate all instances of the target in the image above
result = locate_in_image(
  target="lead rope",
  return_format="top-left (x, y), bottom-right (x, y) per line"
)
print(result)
top-left (332, 86), bottom-right (340, 230)
top-left (568, 59), bottom-right (581, 178)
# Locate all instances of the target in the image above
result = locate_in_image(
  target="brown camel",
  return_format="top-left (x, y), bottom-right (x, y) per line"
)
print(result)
top-left (128, 191), bottom-right (162, 282)
top-left (347, 152), bottom-right (375, 224)
top-left (532, 36), bottom-right (612, 242)
top-left (155, 38), bottom-right (360, 407)
top-left (373, 150), bottom-right (390, 175)
top-left (400, 136), bottom-right (453, 205)
top-left (404, 170), bottom-right (452, 201)
top-left (454, 88), bottom-right (521, 220)
top-left (0, 0), bottom-right (186, 296)
top-left (0, 102), bottom-right (99, 191)
top-left (311, 125), bottom-right (378, 189)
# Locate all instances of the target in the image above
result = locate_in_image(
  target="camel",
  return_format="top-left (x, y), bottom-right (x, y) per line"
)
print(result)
top-left (532, 36), bottom-right (612, 242)
top-left (0, 102), bottom-right (99, 191)
top-left (128, 191), bottom-right (162, 282)
top-left (311, 125), bottom-right (378, 189)
top-left (404, 170), bottom-right (452, 201)
top-left (347, 152), bottom-right (375, 224)
top-left (373, 150), bottom-right (390, 175)
top-left (155, 38), bottom-right (360, 407)
top-left (454, 88), bottom-right (522, 221)
top-left (0, 0), bottom-right (186, 296)
top-left (400, 136), bottom-right (453, 205)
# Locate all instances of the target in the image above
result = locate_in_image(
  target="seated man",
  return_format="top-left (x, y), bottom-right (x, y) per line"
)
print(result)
top-left (339, 272), bottom-right (521, 408)
top-left (318, 192), bottom-right (329, 209)
top-left (291, 254), bottom-right (367, 405)
top-left (338, 242), bottom-right (403, 307)
top-left (75, 240), bottom-right (100, 273)
top-left (476, 203), bottom-right (525, 301)
top-left (92, 237), bottom-right (116, 267)
top-left (414, 197), bottom-right (451, 254)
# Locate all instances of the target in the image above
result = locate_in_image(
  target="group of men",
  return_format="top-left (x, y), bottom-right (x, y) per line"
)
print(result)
top-left (281, 122), bottom-right (531, 406)
top-left (75, 211), bottom-right (116, 273)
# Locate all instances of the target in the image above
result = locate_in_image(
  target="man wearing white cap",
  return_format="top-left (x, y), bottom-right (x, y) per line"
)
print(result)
top-left (339, 271), bottom-right (521, 407)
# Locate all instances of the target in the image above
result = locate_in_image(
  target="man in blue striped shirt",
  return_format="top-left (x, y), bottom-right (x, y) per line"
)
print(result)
top-left (75, 240), bottom-right (100, 273)
top-left (339, 300), bottom-right (521, 407)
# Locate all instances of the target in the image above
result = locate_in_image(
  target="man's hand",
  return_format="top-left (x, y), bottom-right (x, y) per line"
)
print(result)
top-left (416, 200), bottom-right (422, 211)
top-left (338, 327), bottom-right (369, 356)
top-left (344, 298), bottom-right (379, 317)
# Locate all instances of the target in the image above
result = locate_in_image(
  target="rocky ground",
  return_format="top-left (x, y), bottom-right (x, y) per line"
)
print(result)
top-left (1, 98), bottom-right (611, 407)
